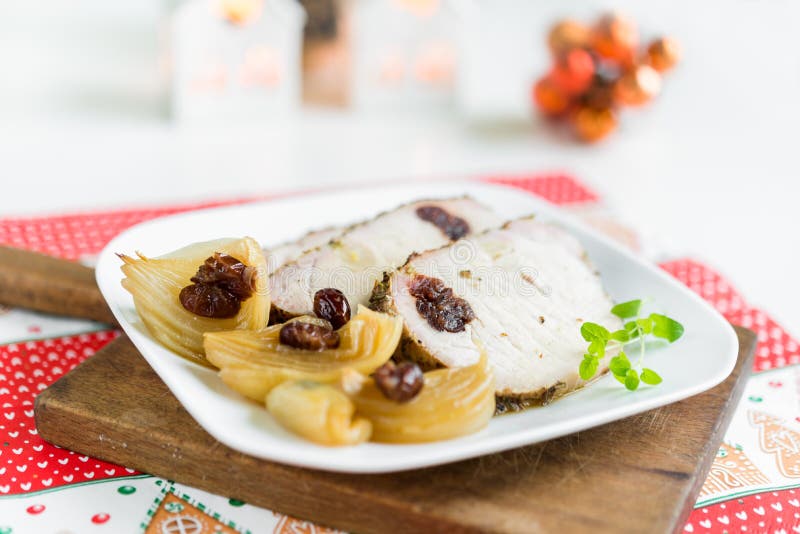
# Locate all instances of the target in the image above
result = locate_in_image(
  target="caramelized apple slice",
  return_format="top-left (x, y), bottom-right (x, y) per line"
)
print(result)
top-left (119, 237), bottom-right (269, 364)
top-left (352, 353), bottom-right (495, 443)
top-left (267, 380), bottom-right (372, 446)
top-left (204, 306), bottom-right (403, 401)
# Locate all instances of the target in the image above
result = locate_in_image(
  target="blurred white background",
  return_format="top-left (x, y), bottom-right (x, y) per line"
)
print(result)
top-left (0, 0), bottom-right (798, 331)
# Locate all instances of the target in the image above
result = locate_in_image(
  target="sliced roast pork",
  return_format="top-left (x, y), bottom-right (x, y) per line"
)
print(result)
top-left (265, 227), bottom-right (341, 275)
top-left (370, 217), bottom-right (622, 405)
top-left (269, 198), bottom-right (503, 319)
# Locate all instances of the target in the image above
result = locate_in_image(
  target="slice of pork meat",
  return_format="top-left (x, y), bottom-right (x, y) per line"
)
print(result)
top-left (264, 227), bottom-right (341, 275)
top-left (371, 217), bottom-right (622, 405)
top-left (270, 197), bottom-right (503, 319)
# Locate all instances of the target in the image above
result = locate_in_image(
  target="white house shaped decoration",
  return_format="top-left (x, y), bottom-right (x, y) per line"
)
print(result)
top-left (172, 0), bottom-right (305, 122)
top-left (351, 0), bottom-right (472, 114)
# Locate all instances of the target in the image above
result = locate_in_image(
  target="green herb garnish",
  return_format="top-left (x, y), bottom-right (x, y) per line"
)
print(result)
top-left (578, 299), bottom-right (684, 391)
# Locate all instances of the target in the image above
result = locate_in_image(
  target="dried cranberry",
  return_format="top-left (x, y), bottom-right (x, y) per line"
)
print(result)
top-left (313, 288), bottom-right (351, 330)
top-left (408, 275), bottom-right (475, 333)
top-left (179, 253), bottom-right (255, 319)
top-left (374, 361), bottom-right (424, 403)
top-left (279, 322), bottom-right (340, 351)
top-left (191, 253), bottom-right (255, 299)
top-left (179, 284), bottom-right (241, 319)
top-left (415, 205), bottom-right (470, 240)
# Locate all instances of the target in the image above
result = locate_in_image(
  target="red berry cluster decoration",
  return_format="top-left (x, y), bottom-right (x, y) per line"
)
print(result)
top-left (532, 13), bottom-right (680, 142)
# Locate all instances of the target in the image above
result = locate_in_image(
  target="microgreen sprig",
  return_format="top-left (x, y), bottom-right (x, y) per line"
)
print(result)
top-left (578, 299), bottom-right (684, 391)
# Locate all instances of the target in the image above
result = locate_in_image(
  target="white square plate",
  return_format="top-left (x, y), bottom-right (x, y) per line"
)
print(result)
top-left (96, 182), bottom-right (738, 473)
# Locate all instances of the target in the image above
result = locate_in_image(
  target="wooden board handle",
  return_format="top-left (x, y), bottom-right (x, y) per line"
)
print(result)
top-left (0, 246), bottom-right (117, 325)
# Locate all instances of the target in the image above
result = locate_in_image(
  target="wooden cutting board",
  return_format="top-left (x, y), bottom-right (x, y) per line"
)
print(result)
top-left (34, 328), bottom-right (754, 533)
top-left (0, 245), bottom-right (116, 325)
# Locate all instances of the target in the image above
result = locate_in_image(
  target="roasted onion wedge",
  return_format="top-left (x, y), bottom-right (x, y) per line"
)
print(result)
top-left (351, 353), bottom-right (495, 443)
top-left (120, 237), bottom-right (269, 364)
top-left (204, 306), bottom-right (403, 401)
top-left (267, 380), bottom-right (372, 446)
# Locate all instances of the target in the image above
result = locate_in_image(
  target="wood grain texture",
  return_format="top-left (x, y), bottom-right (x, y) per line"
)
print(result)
top-left (35, 327), bottom-right (754, 534)
top-left (0, 246), bottom-right (116, 325)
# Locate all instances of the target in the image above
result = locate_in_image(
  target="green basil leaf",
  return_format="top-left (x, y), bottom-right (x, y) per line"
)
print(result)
top-left (579, 356), bottom-right (599, 380)
top-left (650, 313), bottom-right (685, 343)
top-left (624, 321), bottom-right (641, 339)
top-left (588, 339), bottom-right (606, 357)
top-left (636, 317), bottom-right (653, 335)
top-left (581, 322), bottom-right (610, 342)
top-left (610, 329), bottom-right (630, 343)
top-left (611, 299), bottom-right (642, 319)
top-left (640, 368), bottom-right (663, 385)
top-left (624, 369), bottom-right (640, 391)
top-left (609, 352), bottom-right (631, 376)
